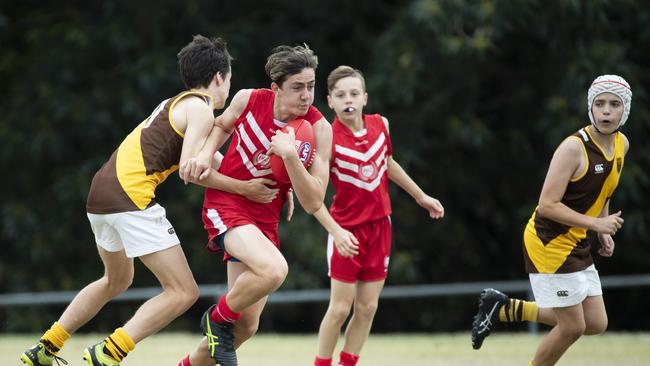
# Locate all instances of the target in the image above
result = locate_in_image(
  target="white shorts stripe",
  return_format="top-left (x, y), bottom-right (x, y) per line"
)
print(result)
top-left (206, 208), bottom-right (228, 234)
top-left (326, 233), bottom-right (334, 277)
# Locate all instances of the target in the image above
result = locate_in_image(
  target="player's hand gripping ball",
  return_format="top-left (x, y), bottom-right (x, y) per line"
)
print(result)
top-left (270, 119), bottom-right (316, 186)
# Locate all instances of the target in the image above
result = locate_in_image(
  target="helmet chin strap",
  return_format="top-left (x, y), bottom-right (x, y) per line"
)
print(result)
top-left (590, 121), bottom-right (620, 135)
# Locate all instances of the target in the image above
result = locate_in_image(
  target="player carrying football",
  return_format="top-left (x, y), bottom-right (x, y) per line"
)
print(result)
top-left (177, 44), bottom-right (332, 366)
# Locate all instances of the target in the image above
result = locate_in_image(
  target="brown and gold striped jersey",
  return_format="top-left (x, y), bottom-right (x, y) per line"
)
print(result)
top-left (523, 127), bottom-right (625, 274)
top-left (86, 91), bottom-right (213, 214)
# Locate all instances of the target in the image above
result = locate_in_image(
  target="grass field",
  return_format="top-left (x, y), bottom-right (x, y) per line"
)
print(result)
top-left (3, 332), bottom-right (649, 365)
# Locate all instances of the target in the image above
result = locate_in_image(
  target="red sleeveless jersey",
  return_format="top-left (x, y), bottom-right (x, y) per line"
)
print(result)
top-left (204, 89), bottom-right (323, 228)
top-left (329, 114), bottom-right (392, 227)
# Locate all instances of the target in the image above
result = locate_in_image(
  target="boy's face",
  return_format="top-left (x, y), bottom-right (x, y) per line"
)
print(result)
top-left (327, 76), bottom-right (367, 119)
top-left (273, 68), bottom-right (315, 118)
top-left (214, 71), bottom-right (231, 109)
top-left (591, 92), bottom-right (624, 133)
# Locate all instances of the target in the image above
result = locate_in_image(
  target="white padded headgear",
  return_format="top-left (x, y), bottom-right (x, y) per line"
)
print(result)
top-left (587, 75), bottom-right (632, 128)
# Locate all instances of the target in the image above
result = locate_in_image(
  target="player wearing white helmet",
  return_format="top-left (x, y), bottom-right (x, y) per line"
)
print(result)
top-left (471, 75), bottom-right (631, 366)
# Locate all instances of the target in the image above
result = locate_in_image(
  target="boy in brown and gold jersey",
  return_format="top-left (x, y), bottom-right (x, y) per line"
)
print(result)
top-left (471, 75), bottom-right (631, 366)
top-left (20, 35), bottom-right (248, 366)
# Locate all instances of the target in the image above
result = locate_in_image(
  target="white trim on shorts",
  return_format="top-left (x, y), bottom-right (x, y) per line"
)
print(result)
top-left (529, 264), bottom-right (603, 308)
top-left (86, 203), bottom-right (180, 258)
top-left (326, 233), bottom-right (335, 278)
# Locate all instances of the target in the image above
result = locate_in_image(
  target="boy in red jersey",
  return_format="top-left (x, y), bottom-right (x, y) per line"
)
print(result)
top-left (177, 44), bottom-right (332, 366)
top-left (20, 35), bottom-right (237, 366)
top-left (471, 75), bottom-right (631, 366)
top-left (312, 66), bottom-right (444, 366)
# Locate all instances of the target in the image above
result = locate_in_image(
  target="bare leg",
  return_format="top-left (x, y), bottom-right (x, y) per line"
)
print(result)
top-left (582, 295), bottom-right (607, 335)
top-left (189, 296), bottom-right (268, 366)
top-left (189, 228), bottom-right (281, 366)
top-left (537, 308), bottom-right (558, 327)
top-left (532, 303), bottom-right (586, 366)
top-left (221, 225), bottom-right (288, 312)
top-left (122, 244), bottom-right (199, 342)
top-left (316, 279), bottom-right (356, 359)
top-left (57, 246), bottom-right (134, 333)
top-left (341, 279), bottom-right (385, 355)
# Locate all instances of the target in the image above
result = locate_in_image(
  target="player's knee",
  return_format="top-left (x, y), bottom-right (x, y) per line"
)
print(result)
top-left (104, 272), bottom-right (133, 297)
top-left (266, 259), bottom-right (288, 289)
top-left (558, 320), bottom-right (586, 340)
top-left (354, 300), bottom-right (379, 319)
top-left (327, 303), bottom-right (352, 324)
top-left (585, 317), bottom-right (608, 335)
top-left (179, 281), bottom-right (200, 309)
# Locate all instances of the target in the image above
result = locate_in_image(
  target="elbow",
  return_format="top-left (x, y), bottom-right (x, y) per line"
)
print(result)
top-left (537, 202), bottom-right (552, 219)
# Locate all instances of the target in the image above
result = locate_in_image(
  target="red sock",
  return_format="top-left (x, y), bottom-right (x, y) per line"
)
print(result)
top-left (314, 356), bottom-right (333, 366)
top-left (177, 355), bottom-right (191, 366)
top-left (338, 351), bottom-right (359, 366)
top-left (210, 295), bottom-right (241, 323)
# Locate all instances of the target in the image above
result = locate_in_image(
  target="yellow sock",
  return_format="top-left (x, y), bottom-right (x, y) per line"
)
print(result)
top-left (498, 299), bottom-right (538, 322)
top-left (103, 327), bottom-right (135, 362)
top-left (522, 301), bottom-right (538, 322)
top-left (41, 322), bottom-right (70, 355)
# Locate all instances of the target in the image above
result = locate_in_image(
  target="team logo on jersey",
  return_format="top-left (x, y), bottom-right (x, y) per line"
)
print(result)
top-left (297, 141), bottom-right (312, 164)
top-left (616, 157), bottom-right (622, 173)
top-left (359, 161), bottom-right (379, 182)
top-left (594, 163), bottom-right (604, 174)
top-left (252, 150), bottom-right (271, 169)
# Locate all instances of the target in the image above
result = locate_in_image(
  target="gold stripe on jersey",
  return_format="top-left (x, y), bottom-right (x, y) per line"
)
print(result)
top-left (523, 128), bottom-right (624, 274)
top-left (115, 124), bottom-right (175, 210)
top-left (87, 91), bottom-right (213, 214)
top-left (168, 90), bottom-right (214, 138)
top-left (569, 136), bottom-right (589, 182)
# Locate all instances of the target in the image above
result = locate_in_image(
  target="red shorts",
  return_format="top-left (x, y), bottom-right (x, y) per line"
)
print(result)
top-left (202, 206), bottom-right (279, 262)
top-left (327, 216), bottom-right (392, 283)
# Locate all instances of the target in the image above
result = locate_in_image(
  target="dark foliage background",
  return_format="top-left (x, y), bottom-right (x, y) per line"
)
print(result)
top-left (1, 0), bottom-right (648, 333)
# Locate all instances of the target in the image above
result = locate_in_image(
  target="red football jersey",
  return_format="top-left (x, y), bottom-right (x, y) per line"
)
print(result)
top-left (204, 89), bottom-right (323, 229)
top-left (329, 114), bottom-right (392, 227)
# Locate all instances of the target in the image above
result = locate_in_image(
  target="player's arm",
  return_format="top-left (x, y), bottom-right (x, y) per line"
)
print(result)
top-left (179, 89), bottom-right (250, 181)
top-left (179, 90), bottom-right (278, 203)
top-left (597, 199), bottom-right (615, 257)
top-left (313, 205), bottom-right (359, 257)
top-left (269, 117), bottom-right (332, 214)
top-left (383, 117), bottom-right (444, 219)
top-left (536, 137), bottom-right (623, 234)
top-left (178, 97), bottom-right (217, 170)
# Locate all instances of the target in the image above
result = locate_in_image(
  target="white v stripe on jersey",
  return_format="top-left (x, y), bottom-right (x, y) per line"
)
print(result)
top-left (334, 158), bottom-right (359, 173)
top-left (334, 132), bottom-right (386, 162)
top-left (331, 161), bottom-right (387, 191)
top-left (238, 123), bottom-right (257, 155)
top-left (235, 140), bottom-right (271, 177)
top-left (246, 111), bottom-right (270, 149)
top-left (334, 146), bottom-right (388, 173)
